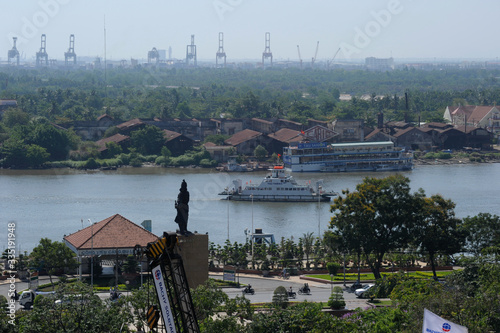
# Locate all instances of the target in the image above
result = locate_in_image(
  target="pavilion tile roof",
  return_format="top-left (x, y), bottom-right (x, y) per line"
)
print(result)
top-left (64, 214), bottom-right (159, 250)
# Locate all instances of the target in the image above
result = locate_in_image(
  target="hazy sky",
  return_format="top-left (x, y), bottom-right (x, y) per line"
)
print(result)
top-left (2, 0), bottom-right (500, 63)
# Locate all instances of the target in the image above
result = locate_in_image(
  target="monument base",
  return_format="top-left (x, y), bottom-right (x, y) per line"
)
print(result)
top-left (175, 233), bottom-right (209, 289)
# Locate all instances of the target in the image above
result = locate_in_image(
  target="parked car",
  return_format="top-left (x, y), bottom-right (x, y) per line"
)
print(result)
top-left (354, 284), bottom-right (374, 298)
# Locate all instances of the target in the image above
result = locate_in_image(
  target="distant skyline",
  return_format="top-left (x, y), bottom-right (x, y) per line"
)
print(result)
top-left (2, 0), bottom-right (500, 63)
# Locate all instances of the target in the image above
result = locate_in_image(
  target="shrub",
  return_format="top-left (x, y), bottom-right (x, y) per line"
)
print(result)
top-left (328, 286), bottom-right (346, 310)
top-left (272, 286), bottom-right (289, 309)
top-left (327, 262), bottom-right (341, 276)
top-left (83, 158), bottom-right (100, 170)
top-left (155, 155), bottom-right (170, 167)
top-left (199, 158), bottom-right (216, 168)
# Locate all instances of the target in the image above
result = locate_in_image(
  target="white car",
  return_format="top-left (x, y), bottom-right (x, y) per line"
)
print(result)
top-left (354, 284), bottom-right (374, 298)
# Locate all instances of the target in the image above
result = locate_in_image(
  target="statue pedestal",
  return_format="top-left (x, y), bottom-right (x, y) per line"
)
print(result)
top-left (176, 233), bottom-right (208, 289)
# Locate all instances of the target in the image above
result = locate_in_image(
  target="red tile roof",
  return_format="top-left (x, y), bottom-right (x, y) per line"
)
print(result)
top-left (64, 214), bottom-right (158, 250)
top-left (97, 114), bottom-right (114, 121)
top-left (116, 118), bottom-right (144, 130)
top-left (252, 118), bottom-right (273, 125)
top-left (95, 134), bottom-right (130, 151)
top-left (469, 106), bottom-right (495, 123)
top-left (225, 129), bottom-right (262, 146)
top-left (163, 129), bottom-right (182, 141)
top-left (268, 128), bottom-right (303, 143)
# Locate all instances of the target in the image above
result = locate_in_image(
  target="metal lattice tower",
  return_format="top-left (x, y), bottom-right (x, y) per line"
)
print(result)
top-left (148, 47), bottom-right (160, 64)
top-left (7, 37), bottom-right (20, 66)
top-left (64, 34), bottom-right (77, 66)
top-left (146, 232), bottom-right (200, 333)
top-left (262, 32), bottom-right (273, 67)
top-left (186, 35), bottom-right (197, 66)
top-left (36, 34), bottom-right (48, 67)
top-left (215, 32), bottom-right (226, 68)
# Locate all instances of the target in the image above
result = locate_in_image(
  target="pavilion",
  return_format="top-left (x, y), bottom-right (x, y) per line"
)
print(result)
top-left (64, 213), bottom-right (159, 281)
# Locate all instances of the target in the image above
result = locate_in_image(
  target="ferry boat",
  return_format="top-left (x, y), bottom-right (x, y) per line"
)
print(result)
top-left (218, 166), bottom-right (336, 202)
top-left (283, 141), bottom-right (413, 173)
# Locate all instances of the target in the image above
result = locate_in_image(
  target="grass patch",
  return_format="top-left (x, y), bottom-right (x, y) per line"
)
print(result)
top-left (307, 270), bottom-right (456, 282)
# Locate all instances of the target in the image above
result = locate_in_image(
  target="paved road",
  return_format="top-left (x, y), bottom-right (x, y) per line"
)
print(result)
top-left (1, 273), bottom-right (373, 311)
top-left (210, 272), bottom-right (373, 310)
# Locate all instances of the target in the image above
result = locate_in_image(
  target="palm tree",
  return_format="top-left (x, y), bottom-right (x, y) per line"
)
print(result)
top-left (302, 232), bottom-right (314, 270)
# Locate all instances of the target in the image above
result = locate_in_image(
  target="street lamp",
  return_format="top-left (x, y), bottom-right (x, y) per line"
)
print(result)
top-left (251, 194), bottom-right (254, 268)
top-left (317, 184), bottom-right (322, 240)
top-left (330, 274), bottom-right (333, 293)
top-left (88, 219), bottom-right (94, 292)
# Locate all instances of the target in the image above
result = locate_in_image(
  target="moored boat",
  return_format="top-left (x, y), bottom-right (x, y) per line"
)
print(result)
top-left (218, 166), bottom-right (336, 202)
top-left (283, 141), bottom-right (413, 172)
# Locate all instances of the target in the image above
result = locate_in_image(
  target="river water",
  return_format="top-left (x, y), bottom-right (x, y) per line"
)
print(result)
top-left (1, 163), bottom-right (499, 253)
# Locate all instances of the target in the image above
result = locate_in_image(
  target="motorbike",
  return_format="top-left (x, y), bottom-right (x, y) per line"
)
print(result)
top-left (287, 290), bottom-right (297, 299)
top-left (242, 286), bottom-right (255, 295)
top-left (298, 286), bottom-right (311, 295)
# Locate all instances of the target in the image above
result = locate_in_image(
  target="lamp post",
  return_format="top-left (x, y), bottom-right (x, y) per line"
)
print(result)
top-left (317, 184), bottom-right (322, 240)
top-left (88, 219), bottom-right (94, 292)
top-left (251, 194), bottom-right (254, 268)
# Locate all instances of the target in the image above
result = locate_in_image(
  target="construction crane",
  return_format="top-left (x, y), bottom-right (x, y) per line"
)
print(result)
top-left (64, 34), bottom-right (77, 66)
top-left (186, 35), bottom-right (197, 66)
top-left (215, 32), bottom-right (226, 68)
top-left (7, 37), bottom-right (20, 66)
top-left (297, 45), bottom-right (302, 69)
top-left (143, 232), bottom-right (200, 332)
top-left (311, 41), bottom-right (319, 68)
top-left (327, 47), bottom-right (341, 69)
top-left (36, 34), bottom-right (48, 67)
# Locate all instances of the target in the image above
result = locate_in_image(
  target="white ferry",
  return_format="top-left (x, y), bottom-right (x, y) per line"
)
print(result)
top-left (283, 141), bottom-right (413, 172)
top-left (218, 166), bottom-right (336, 202)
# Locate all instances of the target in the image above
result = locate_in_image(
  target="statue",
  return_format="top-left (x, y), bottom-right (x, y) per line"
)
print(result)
top-left (175, 179), bottom-right (191, 235)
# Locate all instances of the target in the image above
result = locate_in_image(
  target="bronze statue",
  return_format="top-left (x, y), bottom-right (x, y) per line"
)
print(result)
top-left (175, 179), bottom-right (191, 235)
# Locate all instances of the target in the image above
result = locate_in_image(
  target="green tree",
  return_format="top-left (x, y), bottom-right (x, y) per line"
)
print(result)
top-left (329, 175), bottom-right (419, 279)
top-left (30, 238), bottom-right (78, 287)
top-left (414, 194), bottom-right (465, 279)
top-left (191, 279), bottom-right (228, 322)
top-left (130, 125), bottom-right (165, 155)
top-left (253, 144), bottom-right (268, 160)
top-left (25, 144), bottom-right (50, 167)
top-left (462, 213), bottom-right (500, 256)
top-left (19, 282), bottom-right (133, 332)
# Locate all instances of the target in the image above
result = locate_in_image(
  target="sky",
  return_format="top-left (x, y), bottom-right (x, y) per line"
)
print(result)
top-left (1, 0), bottom-right (500, 64)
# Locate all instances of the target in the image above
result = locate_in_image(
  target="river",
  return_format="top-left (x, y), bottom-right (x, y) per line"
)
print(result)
top-left (1, 163), bottom-right (499, 253)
